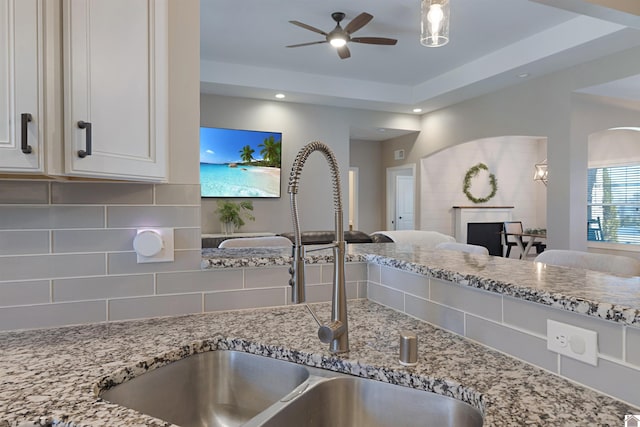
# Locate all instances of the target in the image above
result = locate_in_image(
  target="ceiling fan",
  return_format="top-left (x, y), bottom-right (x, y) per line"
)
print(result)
top-left (286, 12), bottom-right (398, 59)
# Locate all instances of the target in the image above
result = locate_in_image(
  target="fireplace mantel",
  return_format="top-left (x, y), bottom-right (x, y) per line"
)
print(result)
top-left (453, 206), bottom-right (514, 243)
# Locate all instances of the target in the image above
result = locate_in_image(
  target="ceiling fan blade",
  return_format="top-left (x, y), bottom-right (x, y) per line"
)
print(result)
top-left (337, 45), bottom-right (351, 59)
top-left (344, 12), bottom-right (373, 34)
top-left (289, 20), bottom-right (328, 36)
top-left (351, 37), bottom-right (398, 45)
top-left (286, 40), bottom-right (328, 48)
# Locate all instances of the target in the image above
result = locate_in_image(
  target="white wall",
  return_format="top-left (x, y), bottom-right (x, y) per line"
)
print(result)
top-left (382, 44), bottom-right (640, 251)
top-left (420, 136), bottom-right (547, 236)
top-left (349, 139), bottom-right (385, 233)
top-left (199, 95), bottom-right (419, 234)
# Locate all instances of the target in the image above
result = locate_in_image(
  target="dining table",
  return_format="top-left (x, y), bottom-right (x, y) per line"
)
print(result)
top-left (502, 230), bottom-right (547, 258)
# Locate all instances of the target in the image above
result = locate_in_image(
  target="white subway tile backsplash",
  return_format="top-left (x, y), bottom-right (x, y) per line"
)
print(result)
top-left (53, 275), bottom-right (154, 302)
top-left (561, 357), bottom-right (640, 407)
top-left (321, 262), bottom-right (368, 283)
top-left (157, 269), bottom-right (243, 294)
top-left (304, 265), bottom-right (322, 285)
top-left (0, 181), bottom-right (49, 204)
top-left (0, 253), bottom-right (105, 281)
top-left (52, 229), bottom-right (137, 253)
top-left (405, 295), bottom-right (464, 335)
top-left (52, 182), bottom-right (153, 205)
top-left (367, 263), bottom-right (381, 283)
top-left (303, 283), bottom-right (333, 303)
top-left (627, 326), bottom-right (640, 367)
top-left (175, 228), bottom-right (202, 250)
top-left (204, 288), bottom-right (287, 312)
top-left (0, 281), bottom-right (50, 306)
top-left (244, 266), bottom-right (289, 289)
top-left (465, 315), bottom-right (558, 372)
top-left (503, 295), bottom-right (624, 358)
top-left (430, 279), bottom-right (502, 322)
top-left (107, 206), bottom-right (200, 228)
top-left (0, 230), bottom-right (49, 255)
top-left (0, 301), bottom-right (106, 331)
top-left (0, 206), bottom-right (105, 230)
top-left (367, 282), bottom-right (404, 312)
top-left (155, 184), bottom-right (201, 205)
top-left (380, 266), bottom-right (429, 299)
top-left (108, 250), bottom-right (202, 274)
top-left (108, 294), bottom-right (202, 321)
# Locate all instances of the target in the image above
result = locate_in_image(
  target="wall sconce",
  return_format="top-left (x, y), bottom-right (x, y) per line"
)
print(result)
top-left (421, 0), bottom-right (450, 47)
top-left (534, 159), bottom-right (548, 185)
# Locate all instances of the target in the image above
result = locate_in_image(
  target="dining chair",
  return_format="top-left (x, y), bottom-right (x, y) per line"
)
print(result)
top-left (218, 236), bottom-right (293, 248)
top-left (502, 221), bottom-right (545, 258)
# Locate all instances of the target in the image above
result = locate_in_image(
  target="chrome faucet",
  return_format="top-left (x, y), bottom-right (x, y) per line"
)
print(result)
top-left (288, 141), bottom-right (349, 354)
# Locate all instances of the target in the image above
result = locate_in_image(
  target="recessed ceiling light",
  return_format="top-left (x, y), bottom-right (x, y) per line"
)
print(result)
top-left (517, 73), bottom-right (530, 78)
top-left (413, 108), bottom-right (423, 113)
top-left (275, 93), bottom-right (285, 99)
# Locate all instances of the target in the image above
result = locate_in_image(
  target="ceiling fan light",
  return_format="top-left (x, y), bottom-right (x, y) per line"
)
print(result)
top-left (421, 0), bottom-right (450, 47)
top-left (330, 37), bottom-right (347, 47)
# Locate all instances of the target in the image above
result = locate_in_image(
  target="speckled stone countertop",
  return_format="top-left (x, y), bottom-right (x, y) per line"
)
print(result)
top-left (202, 243), bottom-right (640, 327)
top-left (1, 300), bottom-right (638, 427)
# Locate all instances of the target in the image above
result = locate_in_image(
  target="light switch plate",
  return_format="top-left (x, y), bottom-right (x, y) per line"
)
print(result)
top-left (547, 319), bottom-right (598, 366)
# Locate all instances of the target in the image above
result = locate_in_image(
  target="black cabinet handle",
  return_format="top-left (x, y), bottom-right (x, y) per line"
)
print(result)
top-left (77, 121), bottom-right (92, 158)
top-left (21, 113), bottom-right (33, 154)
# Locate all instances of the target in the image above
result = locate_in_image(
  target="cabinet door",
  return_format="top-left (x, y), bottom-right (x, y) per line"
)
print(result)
top-left (0, 0), bottom-right (43, 172)
top-left (63, 0), bottom-right (168, 181)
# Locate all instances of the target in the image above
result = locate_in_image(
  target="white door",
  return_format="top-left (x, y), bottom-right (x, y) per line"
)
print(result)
top-left (63, 0), bottom-right (168, 181)
top-left (395, 175), bottom-right (414, 230)
top-left (0, 0), bottom-right (43, 172)
top-left (386, 165), bottom-right (416, 230)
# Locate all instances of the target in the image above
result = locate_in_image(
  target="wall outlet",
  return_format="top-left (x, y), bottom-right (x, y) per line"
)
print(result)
top-left (547, 319), bottom-right (598, 366)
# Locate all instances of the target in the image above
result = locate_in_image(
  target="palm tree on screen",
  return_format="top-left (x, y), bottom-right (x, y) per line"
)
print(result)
top-left (259, 136), bottom-right (281, 167)
top-left (239, 145), bottom-right (255, 164)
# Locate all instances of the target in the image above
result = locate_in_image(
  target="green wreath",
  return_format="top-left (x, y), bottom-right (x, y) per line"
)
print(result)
top-left (463, 163), bottom-right (498, 204)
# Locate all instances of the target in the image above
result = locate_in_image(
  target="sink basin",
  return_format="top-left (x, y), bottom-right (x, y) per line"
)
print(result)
top-left (101, 350), bottom-right (483, 427)
top-left (100, 350), bottom-right (310, 427)
top-left (257, 376), bottom-right (483, 427)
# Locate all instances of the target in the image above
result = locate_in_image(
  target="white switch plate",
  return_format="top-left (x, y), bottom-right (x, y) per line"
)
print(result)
top-left (134, 228), bottom-right (174, 263)
top-left (547, 319), bottom-right (598, 366)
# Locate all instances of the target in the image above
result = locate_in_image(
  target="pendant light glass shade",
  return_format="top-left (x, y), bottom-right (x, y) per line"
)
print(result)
top-left (533, 159), bottom-right (548, 185)
top-left (421, 0), bottom-right (450, 47)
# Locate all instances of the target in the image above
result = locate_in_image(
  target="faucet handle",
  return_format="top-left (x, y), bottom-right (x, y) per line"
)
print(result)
top-left (318, 320), bottom-right (346, 344)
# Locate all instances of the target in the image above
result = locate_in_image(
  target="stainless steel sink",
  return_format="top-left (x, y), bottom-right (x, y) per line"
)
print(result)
top-left (100, 350), bottom-right (310, 427)
top-left (100, 350), bottom-right (483, 427)
top-left (256, 376), bottom-right (483, 427)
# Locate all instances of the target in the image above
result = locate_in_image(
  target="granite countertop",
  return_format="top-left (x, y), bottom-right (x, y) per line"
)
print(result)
top-left (1, 300), bottom-right (638, 427)
top-left (2, 243), bottom-right (640, 426)
top-left (203, 243), bottom-right (640, 326)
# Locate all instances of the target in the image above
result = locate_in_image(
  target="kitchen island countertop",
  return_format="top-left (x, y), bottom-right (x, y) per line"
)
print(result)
top-left (2, 243), bottom-right (640, 426)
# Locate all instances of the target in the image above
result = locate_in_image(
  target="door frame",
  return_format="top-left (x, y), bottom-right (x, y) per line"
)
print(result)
top-left (348, 167), bottom-right (359, 231)
top-left (386, 164), bottom-right (416, 230)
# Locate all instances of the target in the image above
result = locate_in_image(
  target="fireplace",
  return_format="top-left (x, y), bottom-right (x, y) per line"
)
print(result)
top-left (452, 206), bottom-right (513, 247)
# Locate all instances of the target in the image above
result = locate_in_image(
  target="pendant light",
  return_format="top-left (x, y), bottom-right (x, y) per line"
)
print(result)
top-left (421, 0), bottom-right (450, 47)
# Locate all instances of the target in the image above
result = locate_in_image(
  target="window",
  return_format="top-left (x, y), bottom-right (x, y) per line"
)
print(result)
top-left (587, 164), bottom-right (640, 244)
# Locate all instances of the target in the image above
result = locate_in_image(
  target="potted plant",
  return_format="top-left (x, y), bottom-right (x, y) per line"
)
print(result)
top-left (215, 200), bottom-right (255, 234)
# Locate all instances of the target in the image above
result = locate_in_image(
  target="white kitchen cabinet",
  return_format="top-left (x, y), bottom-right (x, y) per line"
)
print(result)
top-left (62, 0), bottom-right (168, 181)
top-left (0, 0), bottom-right (168, 182)
top-left (0, 0), bottom-right (44, 173)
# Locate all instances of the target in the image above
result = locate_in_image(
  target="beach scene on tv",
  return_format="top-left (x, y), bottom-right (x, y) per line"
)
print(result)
top-left (200, 127), bottom-right (282, 198)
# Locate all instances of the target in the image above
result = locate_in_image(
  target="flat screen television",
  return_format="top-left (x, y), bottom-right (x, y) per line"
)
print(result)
top-left (200, 127), bottom-right (282, 198)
